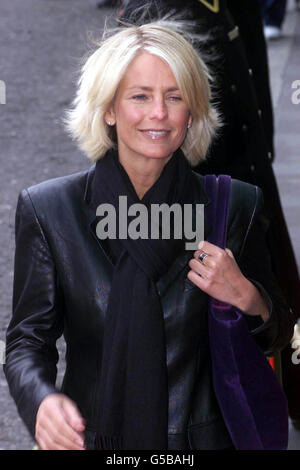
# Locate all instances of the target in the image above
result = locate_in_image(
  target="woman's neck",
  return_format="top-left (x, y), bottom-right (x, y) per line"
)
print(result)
top-left (118, 153), bottom-right (173, 199)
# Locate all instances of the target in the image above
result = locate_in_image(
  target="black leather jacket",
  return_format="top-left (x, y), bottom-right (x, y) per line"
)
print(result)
top-left (4, 166), bottom-right (294, 450)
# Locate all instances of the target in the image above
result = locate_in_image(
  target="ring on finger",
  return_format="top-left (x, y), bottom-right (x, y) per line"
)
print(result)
top-left (198, 252), bottom-right (208, 263)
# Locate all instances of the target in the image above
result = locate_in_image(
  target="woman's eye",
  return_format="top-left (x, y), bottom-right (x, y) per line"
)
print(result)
top-left (169, 96), bottom-right (182, 101)
top-left (132, 94), bottom-right (147, 100)
top-left (131, 94), bottom-right (182, 102)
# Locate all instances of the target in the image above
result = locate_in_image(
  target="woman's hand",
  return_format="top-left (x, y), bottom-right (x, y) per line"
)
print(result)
top-left (187, 241), bottom-right (270, 322)
top-left (35, 393), bottom-right (86, 450)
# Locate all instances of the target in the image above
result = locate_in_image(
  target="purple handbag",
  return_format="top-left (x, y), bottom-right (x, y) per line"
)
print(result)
top-left (204, 175), bottom-right (289, 450)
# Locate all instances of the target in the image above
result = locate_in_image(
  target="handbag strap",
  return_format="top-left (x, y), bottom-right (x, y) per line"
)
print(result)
top-left (204, 174), bottom-right (231, 249)
top-left (204, 175), bottom-right (232, 309)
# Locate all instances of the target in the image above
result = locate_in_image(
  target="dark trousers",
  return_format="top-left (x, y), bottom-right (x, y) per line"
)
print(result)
top-left (260, 0), bottom-right (287, 27)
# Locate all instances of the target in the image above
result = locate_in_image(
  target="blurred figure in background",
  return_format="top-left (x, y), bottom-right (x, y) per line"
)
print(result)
top-left (120, 0), bottom-right (300, 427)
top-left (260, 0), bottom-right (287, 39)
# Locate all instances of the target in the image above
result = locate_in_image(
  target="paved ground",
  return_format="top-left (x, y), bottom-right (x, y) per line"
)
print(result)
top-left (0, 0), bottom-right (299, 450)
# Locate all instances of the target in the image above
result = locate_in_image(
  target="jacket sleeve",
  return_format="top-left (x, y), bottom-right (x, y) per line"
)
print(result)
top-left (235, 186), bottom-right (295, 356)
top-left (3, 189), bottom-right (64, 439)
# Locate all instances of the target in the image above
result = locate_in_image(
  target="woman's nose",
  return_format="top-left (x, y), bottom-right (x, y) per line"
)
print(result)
top-left (149, 97), bottom-right (168, 120)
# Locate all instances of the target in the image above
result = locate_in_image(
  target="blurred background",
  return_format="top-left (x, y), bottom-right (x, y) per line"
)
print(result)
top-left (0, 0), bottom-right (299, 450)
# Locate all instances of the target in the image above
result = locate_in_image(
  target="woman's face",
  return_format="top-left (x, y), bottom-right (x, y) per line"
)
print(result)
top-left (105, 52), bottom-right (191, 168)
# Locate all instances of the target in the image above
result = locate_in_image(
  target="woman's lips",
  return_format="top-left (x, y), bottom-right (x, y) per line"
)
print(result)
top-left (139, 129), bottom-right (170, 140)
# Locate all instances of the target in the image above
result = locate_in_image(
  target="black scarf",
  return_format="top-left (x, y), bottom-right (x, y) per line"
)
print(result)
top-left (92, 149), bottom-right (192, 449)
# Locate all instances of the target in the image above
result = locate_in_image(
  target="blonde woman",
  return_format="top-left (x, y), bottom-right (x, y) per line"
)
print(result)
top-left (4, 22), bottom-right (294, 450)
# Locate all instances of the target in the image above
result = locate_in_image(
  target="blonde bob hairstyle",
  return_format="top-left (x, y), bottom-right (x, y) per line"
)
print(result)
top-left (64, 21), bottom-right (221, 166)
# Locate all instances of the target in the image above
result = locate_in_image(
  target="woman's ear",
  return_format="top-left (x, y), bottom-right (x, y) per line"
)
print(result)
top-left (104, 108), bottom-right (116, 126)
top-left (187, 116), bottom-right (192, 129)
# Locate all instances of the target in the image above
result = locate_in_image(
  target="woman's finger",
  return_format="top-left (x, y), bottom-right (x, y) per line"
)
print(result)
top-left (225, 248), bottom-right (234, 259)
top-left (36, 394), bottom-right (86, 450)
top-left (188, 258), bottom-right (213, 280)
top-left (39, 431), bottom-right (81, 451)
top-left (187, 268), bottom-right (208, 290)
top-left (61, 397), bottom-right (86, 432)
top-left (197, 240), bottom-right (225, 256)
top-left (52, 407), bottom-right (85, 448)
top-left (51, 431), bottom-right (85, 450)
top-left (40, 437), bottom-right (84, 451)
top-left (39, 410), bottom-right (85, 450)
top-left (193, 249), bottom-right (217, 268)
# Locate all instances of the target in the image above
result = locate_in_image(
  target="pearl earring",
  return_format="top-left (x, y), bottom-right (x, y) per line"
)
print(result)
top-left (107, 121), bottom-right (111, 126)
top-left (187, 123), bottom-right (191, 129)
